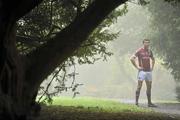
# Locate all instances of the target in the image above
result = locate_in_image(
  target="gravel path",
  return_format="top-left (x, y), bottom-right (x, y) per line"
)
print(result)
top-left (120, 99), bottom-right (180, 119)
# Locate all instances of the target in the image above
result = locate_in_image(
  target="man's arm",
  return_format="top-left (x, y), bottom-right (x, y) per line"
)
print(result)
top-left (130, 55), bottom-right (140, 70)
top-left (150, 50), bottom-right (155, 71)
top-left (151, 57), bottom-right (155, 71)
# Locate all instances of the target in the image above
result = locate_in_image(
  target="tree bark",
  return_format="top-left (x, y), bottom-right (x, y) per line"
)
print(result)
top-left (0, 18), bottom-right (27, 120)
top-left (0, 0), bottom-right (41, 119)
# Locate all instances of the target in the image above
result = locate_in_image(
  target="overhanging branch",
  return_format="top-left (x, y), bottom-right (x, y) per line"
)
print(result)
top-left (25, 0), bottom-right (127, 91)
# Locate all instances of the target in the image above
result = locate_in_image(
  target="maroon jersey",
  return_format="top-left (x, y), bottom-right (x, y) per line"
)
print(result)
top-left (134, 47), bottom-right (154, 71)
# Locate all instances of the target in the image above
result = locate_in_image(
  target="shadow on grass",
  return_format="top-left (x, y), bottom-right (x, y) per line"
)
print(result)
top-left (34, 105), bottom-right (180, 120)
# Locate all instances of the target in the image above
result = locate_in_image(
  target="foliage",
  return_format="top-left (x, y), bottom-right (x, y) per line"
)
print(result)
top-left (16, 0), bottom-right (128, 104)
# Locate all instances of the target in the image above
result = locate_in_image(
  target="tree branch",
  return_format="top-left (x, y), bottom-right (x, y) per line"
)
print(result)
top-left (13, 0), bottom-right (43, 21)
top-left (25, 0), bottom-right (127, 91)
top-left (16, 35), bottom-right (42, 47)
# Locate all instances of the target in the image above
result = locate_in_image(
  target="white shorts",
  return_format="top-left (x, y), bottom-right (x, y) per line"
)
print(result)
top-left (137, 70), bottom-right (152, 81)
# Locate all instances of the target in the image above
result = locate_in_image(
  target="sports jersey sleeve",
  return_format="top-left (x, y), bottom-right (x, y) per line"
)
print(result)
top-left (134, 49), bottom-right (140, 57)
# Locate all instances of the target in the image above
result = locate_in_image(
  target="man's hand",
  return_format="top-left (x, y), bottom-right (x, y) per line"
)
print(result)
top-left (130, 55), bottom-right (141, 70)
top-left (137, 66), bottom-right (143, 70)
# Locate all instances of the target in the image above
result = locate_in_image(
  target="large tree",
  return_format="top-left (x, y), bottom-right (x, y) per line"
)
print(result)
top-left (0, 0), bottom-right (128, 119)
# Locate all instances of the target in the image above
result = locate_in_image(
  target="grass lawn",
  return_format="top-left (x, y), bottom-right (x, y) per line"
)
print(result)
top-left (35, 96), bottom-right (180, 120)
top-left (51, 96), bottom-right (150, 113)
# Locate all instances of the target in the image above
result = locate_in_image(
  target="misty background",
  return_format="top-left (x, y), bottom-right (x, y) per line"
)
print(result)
top-left (41, 1), bottom-right (177, 101)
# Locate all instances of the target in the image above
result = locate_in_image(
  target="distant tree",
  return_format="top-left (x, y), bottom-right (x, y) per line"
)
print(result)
top-left (147, 0), bottom-right (180, 101)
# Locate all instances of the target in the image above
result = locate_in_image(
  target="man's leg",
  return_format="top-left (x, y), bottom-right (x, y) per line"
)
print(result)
top-left (135, 80), bottom-right (143, 106)
top-left (145, 80), bottom-right (156, 107)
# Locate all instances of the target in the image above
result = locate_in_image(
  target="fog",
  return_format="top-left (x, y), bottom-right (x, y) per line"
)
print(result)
top-left (42, 2), bottom-right (177, 101)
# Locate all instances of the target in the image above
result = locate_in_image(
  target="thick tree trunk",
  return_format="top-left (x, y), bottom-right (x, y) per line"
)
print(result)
top-left (0, 22), bottom-right (28, 119)
top-left (0, 0), bottom-right (44, 119)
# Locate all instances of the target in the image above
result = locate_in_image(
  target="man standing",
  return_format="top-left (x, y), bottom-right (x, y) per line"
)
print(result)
top-left (130, 39), bottom-right (156, 107)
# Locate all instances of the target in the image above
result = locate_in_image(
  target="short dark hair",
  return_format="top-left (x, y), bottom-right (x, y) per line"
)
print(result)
top-left (143, 39), bottom-right (150, 43)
